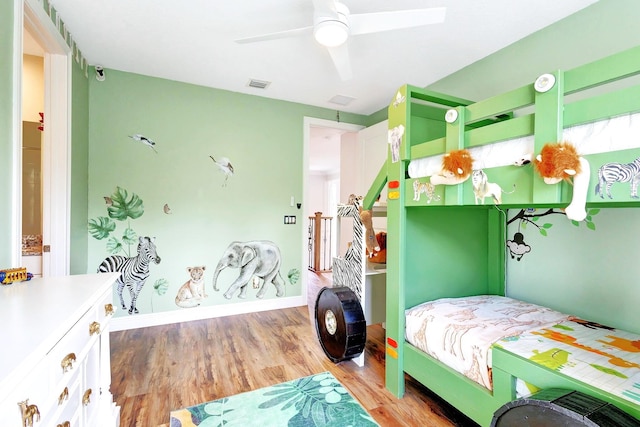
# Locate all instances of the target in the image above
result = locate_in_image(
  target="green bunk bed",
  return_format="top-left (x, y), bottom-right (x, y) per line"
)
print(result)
top-left (361, 45), bottom-right (640, 426)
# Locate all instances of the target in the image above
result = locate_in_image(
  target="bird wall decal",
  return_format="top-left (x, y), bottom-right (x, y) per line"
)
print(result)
top-left (210, 155), bottom-right (234, 186)
top-left (129, 133), bottom-right (158, 153)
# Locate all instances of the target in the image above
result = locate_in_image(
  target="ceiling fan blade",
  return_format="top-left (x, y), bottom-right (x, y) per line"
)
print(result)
top-left (349, 7), bottom-right (446, 36)
top-left (235, 26), bottom-right (313, 44)
top-left (326, 43), bottom-right (352, 81)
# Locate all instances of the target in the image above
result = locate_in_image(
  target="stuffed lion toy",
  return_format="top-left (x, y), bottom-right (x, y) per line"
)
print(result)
top-left (533, 142), bottom-right (590, 221)
top-left (430, 149), bottom-right (474, 186)
top-left (533, 142), bottom-right (582, 183)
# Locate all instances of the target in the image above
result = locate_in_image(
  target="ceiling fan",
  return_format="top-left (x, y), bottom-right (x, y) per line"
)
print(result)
top-left (235, 0), bottom-right (446, 81)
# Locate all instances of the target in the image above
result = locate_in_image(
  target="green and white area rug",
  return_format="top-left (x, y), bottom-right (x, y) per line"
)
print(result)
top-left (169, 371), bottom-right (379, 427)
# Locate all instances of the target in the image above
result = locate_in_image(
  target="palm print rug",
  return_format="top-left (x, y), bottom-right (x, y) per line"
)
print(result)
top-left (169, 371), bottom-right (379, 427)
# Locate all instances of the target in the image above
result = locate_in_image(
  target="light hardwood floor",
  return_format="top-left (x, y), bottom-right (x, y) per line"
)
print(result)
top-left (110, 272), bottom-right (477, 427)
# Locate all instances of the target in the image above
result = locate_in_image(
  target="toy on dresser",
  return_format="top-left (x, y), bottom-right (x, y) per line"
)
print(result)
top-left (0, 267), bottom-right (33, 285)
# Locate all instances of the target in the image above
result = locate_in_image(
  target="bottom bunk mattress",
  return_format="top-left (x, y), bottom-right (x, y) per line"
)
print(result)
top-left (495, 317), bottom-right (640, 406)
top-left (405, 295), bottom-right (570, 389)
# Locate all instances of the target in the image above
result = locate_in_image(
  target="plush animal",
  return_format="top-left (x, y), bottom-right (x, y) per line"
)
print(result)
top-left (359, 208), bottom-right (380, 254)
top-left (534, 142), bottom-right (582, 183)
top-left (533, 142), bottom-right (590, 221)
top-left (347, 194), bottom-right (363, 207)
top-left (514, 154), bottom-right (532, 166)
top-left (430, 149), bottom-right (474, 186)
top-left (367, 232), bottom-right (387, 264)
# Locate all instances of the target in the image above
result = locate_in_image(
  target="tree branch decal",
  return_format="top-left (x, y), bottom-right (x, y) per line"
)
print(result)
top-left (506, 208), bottom-right (599, 260)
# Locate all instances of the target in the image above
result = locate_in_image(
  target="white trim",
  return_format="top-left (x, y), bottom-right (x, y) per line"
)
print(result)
top-left (20, 0), bottom-right (71, 276)
top-left (42, 53), bottom-right (71, 276)
top-left (11, 1), bottom-right (24, 267)
top-left (111, 296), bottom-right (306, 331)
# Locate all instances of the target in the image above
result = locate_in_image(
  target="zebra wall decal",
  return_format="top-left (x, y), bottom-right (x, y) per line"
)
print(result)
top-left (97, 236), bottom-right (161, 314)
top-left (595, 156), bottom-right (640, 199)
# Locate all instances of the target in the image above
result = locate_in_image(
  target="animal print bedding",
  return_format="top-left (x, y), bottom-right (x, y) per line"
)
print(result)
top-left (404, 295), bottom-right (569, 389)
top-left (495, 317), bottom-right (640, 405)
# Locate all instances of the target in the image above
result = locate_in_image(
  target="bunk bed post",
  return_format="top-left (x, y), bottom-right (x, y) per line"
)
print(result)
top-left (385, 85), bottom-right (410, 397)
top-left (487, 208), bottom-right (506, 295)
top-left (532, 70), bottom-right (565, 203)
top-left (443, 106), bottom-right (467, 204)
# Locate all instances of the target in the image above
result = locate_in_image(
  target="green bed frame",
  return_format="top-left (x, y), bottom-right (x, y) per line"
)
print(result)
top-left (362, 45), bottom-right (640, 426)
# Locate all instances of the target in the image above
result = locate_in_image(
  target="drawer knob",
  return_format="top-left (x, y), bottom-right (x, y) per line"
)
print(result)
top-left (61, 353), bottom-right (76, 373)
top-left (18, 399), bottom-right (40, 426)
top-left (58, 387), bottom-right (69, 405)
top-left (105, 303), bottom-right (114, 316)
top-left (82, 388), bottom-right (92, 406)
top-left (89, 321), bottom-right (101, 336)
top-left (56, 422), bottom-right (71, 427)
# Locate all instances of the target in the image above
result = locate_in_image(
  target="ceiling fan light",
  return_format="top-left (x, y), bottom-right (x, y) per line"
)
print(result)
top-left (314, 20), bottom-right (349, 47)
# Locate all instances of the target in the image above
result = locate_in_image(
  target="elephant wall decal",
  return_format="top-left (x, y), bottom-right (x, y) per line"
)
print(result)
top-left (212, 240), bottom-right (286, 299)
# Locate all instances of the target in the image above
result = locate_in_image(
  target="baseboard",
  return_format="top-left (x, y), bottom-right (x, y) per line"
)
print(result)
top-left (110, 295), bottom-right (307, 331)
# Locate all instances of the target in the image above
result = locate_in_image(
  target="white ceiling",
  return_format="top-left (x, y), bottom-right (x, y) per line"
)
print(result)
top-left (47, 0), bottom-right (598, 116)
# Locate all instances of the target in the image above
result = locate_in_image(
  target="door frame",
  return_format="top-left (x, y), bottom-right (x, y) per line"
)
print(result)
top-left (13, 0), bottom-right (71, 276)
top-left (302, 117), bottom-right (364, 300)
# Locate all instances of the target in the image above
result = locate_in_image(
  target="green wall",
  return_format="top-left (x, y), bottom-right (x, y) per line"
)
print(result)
top-left (69, 60), bottom-right (90, 274)
top-left (428, 0), bottom-right (640, 102)
top-left (506, 208), bottom-right (640, 333)
top-left (0, 1), bottom-right (16, 268)
top-left (87, 70), bottom-right (368, 316)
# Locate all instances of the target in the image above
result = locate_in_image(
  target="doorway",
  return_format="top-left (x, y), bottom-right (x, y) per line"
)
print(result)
top-left (303, 117), bottom-right (364, 303)
top-left (22, 28), bottom-right (44, 277)
top-left (14, 0), bottom-right (71, 277)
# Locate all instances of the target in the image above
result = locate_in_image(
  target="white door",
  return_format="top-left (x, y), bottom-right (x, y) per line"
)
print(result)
top-left (358, 120), bottom-right (388, 204)
top-left (16, 0), bottom-right (71, 277)
top-left (335, 120), bottom-right (388, 258)
top-left (357, 120), bottom-right (388, 242)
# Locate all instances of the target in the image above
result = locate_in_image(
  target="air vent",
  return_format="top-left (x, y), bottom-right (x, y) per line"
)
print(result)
top-left (329, 94), bottom-right (355, 106)
top-left (248, 79), bottom-right (271, 89)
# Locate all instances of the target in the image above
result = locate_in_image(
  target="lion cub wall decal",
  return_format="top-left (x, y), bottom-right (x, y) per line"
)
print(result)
top-left (471, 170), bottom-right (515, 205)
top-left (175, 266), bottom-right (208, 308)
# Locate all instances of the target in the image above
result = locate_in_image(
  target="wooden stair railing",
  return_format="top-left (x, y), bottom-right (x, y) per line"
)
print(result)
top-left (308, 212), bottom-right (333, 273)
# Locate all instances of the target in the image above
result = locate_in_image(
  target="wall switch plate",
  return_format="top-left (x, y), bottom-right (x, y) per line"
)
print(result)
top-left (284, 215), bottom-right (296, 224)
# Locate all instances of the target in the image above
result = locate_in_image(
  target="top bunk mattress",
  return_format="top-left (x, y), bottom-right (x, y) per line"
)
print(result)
top-left (408, 111), bottom-right (640, 178)
top-left (405, 295), bottom-right (569, 389)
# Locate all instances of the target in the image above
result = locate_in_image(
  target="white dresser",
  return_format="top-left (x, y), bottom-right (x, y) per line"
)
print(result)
top-left (0, 273), bottom-right (121, 426)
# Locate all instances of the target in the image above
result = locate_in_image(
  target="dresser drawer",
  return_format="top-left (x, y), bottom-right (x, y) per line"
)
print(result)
top-left (0, 357), bottom-right (50, 426)
top-left (48, 306), bottom-right (98, 389)
top-left (44, 371), bottom-right (81, 427)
